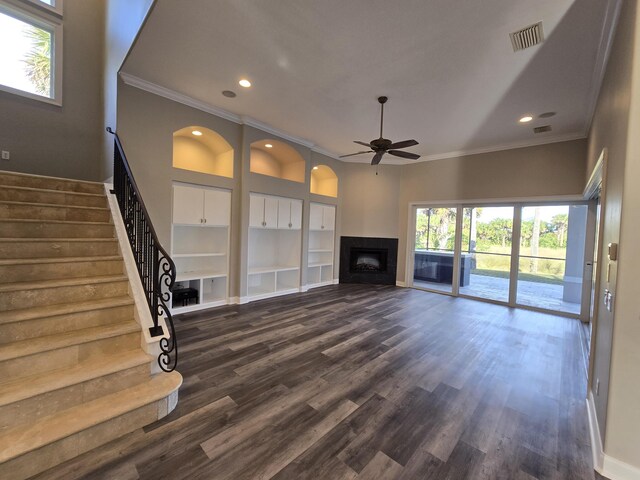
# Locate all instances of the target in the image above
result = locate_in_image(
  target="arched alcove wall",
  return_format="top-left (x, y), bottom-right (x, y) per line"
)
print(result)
top-left (173, 126), bottom-right (234, 178)
top-left (250, 139), bottom-right (305, 183)
top-left (310, 165), bottom-right (338, 197)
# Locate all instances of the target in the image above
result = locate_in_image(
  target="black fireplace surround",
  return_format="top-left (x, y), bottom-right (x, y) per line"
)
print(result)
top-left (340, 236), bottom-right (398, 285)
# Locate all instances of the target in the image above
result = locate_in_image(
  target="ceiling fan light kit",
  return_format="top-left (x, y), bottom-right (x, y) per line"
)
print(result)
top-left (340, 96), bottom-right (421, 166)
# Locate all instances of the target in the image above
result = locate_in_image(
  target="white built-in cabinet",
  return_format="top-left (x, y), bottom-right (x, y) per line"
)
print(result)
top-left (171, 184), bottom-right (231, 313)
top-left (307, 203), bottom-right (336, 288)
top-left (247, 193), bottom-right (303, 301)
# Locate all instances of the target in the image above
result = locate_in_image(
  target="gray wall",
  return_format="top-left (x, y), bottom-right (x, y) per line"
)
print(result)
top-left (587, 0), bottom-right (640, 468)
top-left (339, 140), bottom-right (588, 284)
top-left (102, 0), bottom-right (154, 181)
top-left (117, 82), bottom-right (343, 299)
top-left (0, 0), bottom-right (105, 181)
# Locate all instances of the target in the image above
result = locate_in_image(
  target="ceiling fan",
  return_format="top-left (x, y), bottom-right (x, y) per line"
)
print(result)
top-left (340, 96), bottom-right (421, 165)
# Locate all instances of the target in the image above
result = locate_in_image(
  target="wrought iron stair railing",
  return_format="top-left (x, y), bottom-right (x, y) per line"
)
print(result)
top-left (107, 127), bottom-right (178, 372)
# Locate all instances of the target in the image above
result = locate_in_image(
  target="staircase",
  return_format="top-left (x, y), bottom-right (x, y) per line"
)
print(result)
top-left (0, 171), bottom-right (182, 480)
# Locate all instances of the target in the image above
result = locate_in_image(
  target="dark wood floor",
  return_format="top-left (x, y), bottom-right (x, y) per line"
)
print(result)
top-left (35, 285), bottom-right (598, 480)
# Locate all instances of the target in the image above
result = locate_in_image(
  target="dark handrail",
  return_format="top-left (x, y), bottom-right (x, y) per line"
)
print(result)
top-left (107, 127), bottom-right (178, 372)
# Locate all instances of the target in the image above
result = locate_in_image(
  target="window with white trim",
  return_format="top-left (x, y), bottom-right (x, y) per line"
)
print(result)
top-left (0, 0), bottom-right (62, 104)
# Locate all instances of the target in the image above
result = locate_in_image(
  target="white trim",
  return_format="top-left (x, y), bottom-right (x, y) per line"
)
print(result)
top-left (306, 279), bottom-right (336, 290)
top-left (587, 391), bottom-right (640, 480)
top-left (583, 0), bottom-right (623, 135)
top-left (171, 299), bottom-right (228, 315)
top-left (396, 281), bottom-right (406, 287)
top-left (119, 72), bottom-right (588, 164)
top-left (408, 195), bottom-right (584, 208)
top-left (104, 183), bottom-right (167, 372)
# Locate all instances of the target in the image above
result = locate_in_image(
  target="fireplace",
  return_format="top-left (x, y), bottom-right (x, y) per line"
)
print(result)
top-left (340, 236), bottom-right (398, 285)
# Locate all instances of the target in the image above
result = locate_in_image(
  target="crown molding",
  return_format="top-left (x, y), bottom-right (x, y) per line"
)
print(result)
top-left (120, 72), bottom-right (243, 124)
top-left (582, 0), bottom-right (623, 136)
top-left (119, 72), bottom-right (587, 166)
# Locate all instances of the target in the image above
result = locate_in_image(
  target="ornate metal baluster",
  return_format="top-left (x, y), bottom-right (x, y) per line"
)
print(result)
top-left (107, 128), bottom-right (178, 372)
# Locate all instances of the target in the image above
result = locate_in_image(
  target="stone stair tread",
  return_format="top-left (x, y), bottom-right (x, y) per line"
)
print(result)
top-left (0, 274), bottom-right (128, 293)
top-left (0, 321), bottom-right (140, 362)
top-left (0, 237), bottom-right (116, 242)
top-left (0, 170), bottom-right (103, 188)
top-left (0, 184), bottom-right (105, 199)
top-left (0, 350), bottom-right (152, 407)
top-left (0, 371), bottom-right (182, 464)
top-left (0, 218), bottom-right (113, 226)
top-left (0, 255), bottom-right (122, 266)
top-left (0, 296), bottom-right (134, 325)
top-left (0, 200), bottom-right (110, 212)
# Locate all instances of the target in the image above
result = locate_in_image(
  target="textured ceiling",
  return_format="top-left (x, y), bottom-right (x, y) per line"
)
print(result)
top-left (123, 0), bottom-right (619, 163)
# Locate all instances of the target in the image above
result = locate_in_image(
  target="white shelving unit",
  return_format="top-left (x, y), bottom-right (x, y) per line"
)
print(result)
top-left (170, 184), bottom-right (231, 313)
top-left (307, 202), bottom-right (336, 289)
top-left (246, 193), bottom-right (303, 302)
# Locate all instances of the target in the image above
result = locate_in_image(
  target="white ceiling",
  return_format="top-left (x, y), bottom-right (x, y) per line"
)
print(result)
top-left (122, 0), bottom-right (619, 163)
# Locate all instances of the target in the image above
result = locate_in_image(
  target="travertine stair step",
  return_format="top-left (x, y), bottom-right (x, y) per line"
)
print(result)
top-left (0, 185), bottom-right (107, 208)
top-left (0, 322), bottom-right (141, 383)
top-left (0, 237), bottom-right (119, 259)
top-left (0, 255), bottom-right (123, 283)
top-left (0, 219), bottom-right (115, 238)
top-left (0, 350), bottom-right (152, 429)
top-left (0, 296), bottom-right (134, 344)
top-left (0, 275), bottom-right (129, 311)
top-left (0, 371), bottom-right (182, 480)
top-left (0, 200), bottom-right (111, 222)
top-left (0, 170), bottom-right (104, 194)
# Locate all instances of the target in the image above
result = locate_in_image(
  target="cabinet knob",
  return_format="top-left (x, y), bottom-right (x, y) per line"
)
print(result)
top-left (262, 221), bottom-right (266, 227)
top-left (200, 219), bottom-right (204, 224)
top-left (289, 222), bottom-right (292, 228)
top-left (204, 218), bottom-right (207, 224)
top-left (321, 225), bottom-right (325, 229)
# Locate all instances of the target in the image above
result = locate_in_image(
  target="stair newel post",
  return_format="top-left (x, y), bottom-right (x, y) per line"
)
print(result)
top-left (106, 127), bottom-right (178, 372)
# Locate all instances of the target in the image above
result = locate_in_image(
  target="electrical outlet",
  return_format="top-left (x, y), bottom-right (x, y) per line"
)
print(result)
top-left (1, 151), bottom-right (9, 160)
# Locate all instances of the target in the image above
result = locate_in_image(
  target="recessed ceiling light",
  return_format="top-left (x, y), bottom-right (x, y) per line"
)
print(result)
top-left (222, 90), bottom-right (237, 98)
top-left (192, 130), bottom-right (203, 136)
top-left (265, 144), bottom-right (273, 148)
top-left (519, 115), bottom-right (533, 123)
top-left (312, 166), bottom-right (319, 170)
top-left (539, 111), bottom-right (556, 118)
top-left (239, 79), bottom-right (251, 88)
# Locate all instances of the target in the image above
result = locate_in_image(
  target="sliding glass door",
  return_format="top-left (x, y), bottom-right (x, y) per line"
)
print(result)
top-left (459, 206), bottom-right (514, 303)
top-left (516, 205), bottom-right (588, 314)
top-left (413, 207), bottom-right (458, 293)
top-left (410, 201), bottom-right (591, 318)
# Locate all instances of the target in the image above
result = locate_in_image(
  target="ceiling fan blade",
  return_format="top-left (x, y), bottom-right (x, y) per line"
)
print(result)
top-left (339, 150), bottom-right (373, 158)
top-left (388, 150), bottom-right (421, 160)
top-left (389, 139), bottom-right (419, 149)
top-left (371, 151), bottom-right (385, 165)
top-left (354, 141), bottom-right (372, 148)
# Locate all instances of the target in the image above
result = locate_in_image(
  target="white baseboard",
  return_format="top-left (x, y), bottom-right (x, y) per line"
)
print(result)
top-left (396, 281), bottom-right (406, 287)
top-left (587, 392), bottom-right (640, 480)
top-left (229, 296), bottom-right (240, 305)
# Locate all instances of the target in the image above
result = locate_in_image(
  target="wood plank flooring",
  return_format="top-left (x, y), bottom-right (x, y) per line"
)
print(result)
top-left (34, 285), bottom-right (598, 480)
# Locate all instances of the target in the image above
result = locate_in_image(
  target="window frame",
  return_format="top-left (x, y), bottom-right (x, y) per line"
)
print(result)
top-left (0, 0), bottom-right (63, 105)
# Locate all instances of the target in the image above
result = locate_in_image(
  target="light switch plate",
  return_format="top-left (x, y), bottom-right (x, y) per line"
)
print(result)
top-left (1, 151), bottom-right (9, 160)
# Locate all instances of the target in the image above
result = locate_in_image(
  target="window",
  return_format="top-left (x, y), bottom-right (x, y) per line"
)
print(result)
top-left (0, 0), bottom-right (62, 104)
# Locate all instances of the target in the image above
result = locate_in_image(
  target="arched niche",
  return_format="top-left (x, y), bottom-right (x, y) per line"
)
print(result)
top-left (310, 165), bottom-right (338, 198)
top-left (173, 126), bottom-right (234, 178)
top-left (250, 139), bottom-right (305, 183)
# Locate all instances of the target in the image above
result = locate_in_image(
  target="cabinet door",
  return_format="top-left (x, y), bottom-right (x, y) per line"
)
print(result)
top-left (309, 203), bottom-right (323, 230)
top-left (203, 189), bottom-right (231, 226)
top-left (264, 196), bottom-right (279, 228)
top-left (277, 198), bottom-right (291, 229)
top-left (173, 185), bottom-right (204, 225)
top-left (322, 205), bottom-right (336, 231)
top-left (290, 200), bottom-right (303, 230)
top-left (249, 195), bottom-right (265, 228)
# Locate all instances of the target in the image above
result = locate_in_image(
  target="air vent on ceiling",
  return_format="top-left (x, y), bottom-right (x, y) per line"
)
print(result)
top-left (533, 125), bottom-right (552, 134)
top-left (510, 22), bottom-right (544, 52)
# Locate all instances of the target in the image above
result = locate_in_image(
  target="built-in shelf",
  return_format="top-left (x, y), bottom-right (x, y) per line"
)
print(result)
top-left (307, 203), bottom-right (336, 289)
top-left (246, 193), bottom-right (303, 302)
top-left (171, 183), bottom-right (231, 312)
